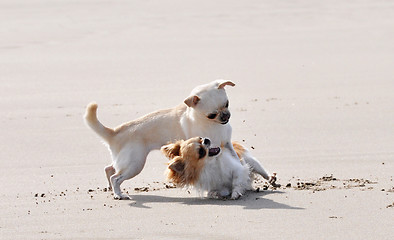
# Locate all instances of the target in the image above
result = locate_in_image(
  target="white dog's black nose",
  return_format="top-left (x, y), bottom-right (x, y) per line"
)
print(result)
top-left (220, 112), bottom-right (231, 123)
top-left (203, 138), bottom-right (211, 146)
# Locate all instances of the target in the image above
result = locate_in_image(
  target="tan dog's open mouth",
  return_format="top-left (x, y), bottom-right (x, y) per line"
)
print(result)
top-left (208, 147), bottom-right (221, 156)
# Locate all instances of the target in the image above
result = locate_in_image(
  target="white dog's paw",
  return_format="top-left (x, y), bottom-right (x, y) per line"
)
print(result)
top-left (230, 191), bottom-right (242, 200)
top-left (113, 193), bottom-right (130, 200)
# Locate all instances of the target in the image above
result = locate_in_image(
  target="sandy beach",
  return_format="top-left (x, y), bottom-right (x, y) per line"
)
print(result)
top-left (0, 0), bottom-right (393, 239)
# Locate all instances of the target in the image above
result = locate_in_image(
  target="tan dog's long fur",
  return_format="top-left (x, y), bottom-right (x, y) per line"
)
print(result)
top-left (164, 140), bottom-right (247, 187)
top-left (162, 137), bottom-right (252, 199)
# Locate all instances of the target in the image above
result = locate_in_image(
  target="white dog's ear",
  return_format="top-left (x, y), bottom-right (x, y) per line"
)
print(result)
top-left (217, 80), bottom-right (235, 89)
top-left (161, 141), bottom-right (182, 159)
top-left (184, 95), bottom-right (201, 107)
top-left (168, 157), bottom-right (185, 173)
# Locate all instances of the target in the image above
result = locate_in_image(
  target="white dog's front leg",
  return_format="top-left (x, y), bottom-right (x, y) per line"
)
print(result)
top-left (225, 142), bottom-right (239, 160)
top-left (230, 166), bottom-right (249, 200)
top-left (231, 181), bottom-right (244, 200)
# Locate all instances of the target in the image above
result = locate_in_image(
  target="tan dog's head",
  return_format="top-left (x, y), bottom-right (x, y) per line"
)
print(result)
top-left (161, 137), bottom-right (221, 186)
top-left (184, 80), bottom-right (235, 125)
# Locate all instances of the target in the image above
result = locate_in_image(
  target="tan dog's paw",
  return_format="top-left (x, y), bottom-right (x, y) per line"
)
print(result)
top-left (268, 173), bottom-right (281, 188)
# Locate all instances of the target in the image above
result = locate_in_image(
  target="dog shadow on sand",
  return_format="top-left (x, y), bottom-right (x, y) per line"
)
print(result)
top-left (127, 190), bottom-right (303, 210)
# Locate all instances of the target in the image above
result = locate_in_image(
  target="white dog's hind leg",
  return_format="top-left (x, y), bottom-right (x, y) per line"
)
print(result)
top-left (110, 166), bottom-right (145, 200)
top-left (110, 173), bottom-right (129, 200)
top-left (111, 147), bottom-right (148, 200)
top-left (104, 165), bottom-right (115, 190)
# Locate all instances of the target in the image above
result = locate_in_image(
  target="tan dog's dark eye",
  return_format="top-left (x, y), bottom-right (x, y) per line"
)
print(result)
top-left (198, 147), bottom-right (206, 159)
top-left (207, 113), bottom-right (217, 119)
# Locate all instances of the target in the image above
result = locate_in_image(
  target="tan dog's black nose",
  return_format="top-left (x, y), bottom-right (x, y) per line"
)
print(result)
top-left (203, 138), bottom-right (211, 146)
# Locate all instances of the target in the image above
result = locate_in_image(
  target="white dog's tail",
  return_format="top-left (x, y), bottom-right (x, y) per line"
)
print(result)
top-left (84, 102), bottom-right (114, 143)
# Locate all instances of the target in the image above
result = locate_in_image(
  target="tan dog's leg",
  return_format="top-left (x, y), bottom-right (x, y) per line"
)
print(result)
top-left (245, 156), bottom-right (270, 180)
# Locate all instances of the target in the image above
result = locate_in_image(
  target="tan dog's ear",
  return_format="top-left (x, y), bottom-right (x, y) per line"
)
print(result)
top-left (168, 157), bottom-right (185, 173)
top-left (161, 141), bottom-right (182, 159)
top-left (184, 95), bottom-right (201, 107)
top-left (217, 80), bottom-right (235, 89)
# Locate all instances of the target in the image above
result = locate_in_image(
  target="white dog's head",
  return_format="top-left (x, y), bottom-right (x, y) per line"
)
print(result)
top-left (184, 80), bottom-right (235, 124)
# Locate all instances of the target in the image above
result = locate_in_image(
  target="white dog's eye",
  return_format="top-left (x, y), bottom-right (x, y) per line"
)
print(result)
top-left (225, 101), bottom-right (229, 108)
top-left (207, 113), bottom-right (217, 119)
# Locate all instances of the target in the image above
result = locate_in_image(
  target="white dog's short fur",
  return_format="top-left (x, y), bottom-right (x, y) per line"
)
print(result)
top-left (162, 137), bottom-right (254, 199)
top-left (84, 80), bottom-right (273, 199)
